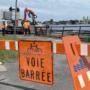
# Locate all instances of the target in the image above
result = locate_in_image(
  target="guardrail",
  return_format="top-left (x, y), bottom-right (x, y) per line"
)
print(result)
top-left (1, 25), bottom-right (90, 37)
top-left (49, 25), bottom-right (90, 37)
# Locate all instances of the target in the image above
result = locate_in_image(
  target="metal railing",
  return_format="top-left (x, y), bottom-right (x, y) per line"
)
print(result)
top-left (49, 25), bottom-right (90, 37)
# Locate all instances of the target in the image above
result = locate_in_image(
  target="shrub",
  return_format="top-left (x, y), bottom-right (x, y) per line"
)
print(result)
top-left (71, 32), bottom-right (75, 36)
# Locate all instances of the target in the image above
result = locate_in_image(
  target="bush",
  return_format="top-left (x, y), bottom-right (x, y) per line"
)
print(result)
top-left (81, 37), bottom-right (86, 42)
top-left (81, 36), bottom-right (90, 42)
top-left (71, 32), bottom-right (75, 36)
top-left (87, 36), bottom-right (90, 42)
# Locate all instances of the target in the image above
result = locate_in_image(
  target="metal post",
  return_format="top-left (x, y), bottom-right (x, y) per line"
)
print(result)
top-left (39, 27), bottom-right (41, 36)
top-left (78, 26), bottom-right (81, 37)
top-left (62, 27), bottom-right (64, 37)
top-left (14, 0), bottom-right (17, 40)
top-left (46, 27), bottom-right (47, 36)
top-left (49, 27), bottom-right (52, 37)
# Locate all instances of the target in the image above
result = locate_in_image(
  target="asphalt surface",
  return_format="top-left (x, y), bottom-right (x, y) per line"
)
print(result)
top-left (7, 34), bottom-right (62, 42)
top-left (0, 34), bottom-right (74, 90)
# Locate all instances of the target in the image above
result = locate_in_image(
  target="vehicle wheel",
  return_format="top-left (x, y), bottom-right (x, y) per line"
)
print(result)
top-left (11, 32), bottom-right (14, 34)
top-left (16, 32), bottom-right (18, 34)
top-left (6, 31), bottom-right (8, 34)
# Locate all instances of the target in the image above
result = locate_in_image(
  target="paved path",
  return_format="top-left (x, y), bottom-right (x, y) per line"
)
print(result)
top-left (0, 34), bottom-right (74, 90)
top-left (7, 34), bottom-right (62, 42)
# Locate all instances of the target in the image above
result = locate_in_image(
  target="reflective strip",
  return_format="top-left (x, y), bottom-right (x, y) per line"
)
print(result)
top-left (81, 44), bottom-right (87, 56)
top-left (15, 41), bottom-right (18, 50)
top-left (0, 62), bottom-right (2, 65)
top-left (78, 75), bottom-right (85, 88)
top-left (86, 71), bottom-right (90, 81)
top-left (53, 43), bottom-right (56, 53)
top-left (5, 41), bottom-right (10, 50)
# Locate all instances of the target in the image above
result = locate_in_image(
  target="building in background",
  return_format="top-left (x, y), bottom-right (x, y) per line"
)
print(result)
top-left (83, 16), bottom-right (89, 24)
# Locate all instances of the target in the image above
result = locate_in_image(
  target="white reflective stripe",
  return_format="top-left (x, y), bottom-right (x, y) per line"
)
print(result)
top-left (5, 41), bottom-right (10, 50)
top-left (15, 41), bottom-right (18, 50)
top-left (81, 44), bottom-right (87, 56)
top-left (53, 43), bottom-right (56, 53)
top-left (86, 71), bottom-right (90, 81)
top-left (78, 75), bottom-right (85, 88)
top-left (0, 62), bottom-right (2, 65)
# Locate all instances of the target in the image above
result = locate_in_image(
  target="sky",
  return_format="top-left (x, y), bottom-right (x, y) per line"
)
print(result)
top-left (0, 0), bottom-right (90, 22)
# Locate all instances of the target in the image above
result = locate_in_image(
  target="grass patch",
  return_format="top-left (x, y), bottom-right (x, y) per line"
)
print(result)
top-left (36, 34), bottom-right (90, 42)
top-left (0, 34), bottom-right (20, 64)
top-left (0, 50), bottom-right (18, 64)
top-left (81, 36), bottom-right (90, 42)
top-left (0, 34), bottom-right (20, 40)
top-left (40, 35), bottom-right (61, 39)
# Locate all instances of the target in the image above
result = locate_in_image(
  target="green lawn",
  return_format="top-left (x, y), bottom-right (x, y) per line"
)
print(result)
top-left (0, 34), bottom-right (20, 40)
top-left (0, 34), bottom-right (20, 64)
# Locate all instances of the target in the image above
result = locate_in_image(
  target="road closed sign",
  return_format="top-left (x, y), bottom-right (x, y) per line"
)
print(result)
top-left (18, 40), bottom-right (54, 86)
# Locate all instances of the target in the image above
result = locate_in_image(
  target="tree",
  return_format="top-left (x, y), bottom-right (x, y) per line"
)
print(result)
top-left (59, 20), bottom-right (67, 24)
top-left (70, 20), bottom-right (75, 24)
top-left (43, 22), bottom-right (46, 24)
top-left (75, 20), bottom-right (79, 23)
top-left (80, 20), bottom-right (83, 22)
top-left (28, 20), bottom-right (37, 25)
top-left (37, 21), bottom-right (41, 23)
top-left (70, 20), bottom-right (72, 23)
top-left (49, 19), bottom-right (53, 24)
top-left (88, 20), bottom-right (90, 24)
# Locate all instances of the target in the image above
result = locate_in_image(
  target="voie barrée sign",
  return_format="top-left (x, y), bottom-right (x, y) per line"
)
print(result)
top-left (18, 40), bottom-right (54, 86)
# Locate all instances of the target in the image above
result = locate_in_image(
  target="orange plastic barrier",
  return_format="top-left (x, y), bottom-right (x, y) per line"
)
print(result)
top-left (30, 27), bottom-right (34, 30)
top-left (53, 42), bottom-right (65, 54)
top-left (75, 43), bottom-right (90, 56)
top-left (0, 40), bottom-right (18, 50)
top-left (0, 41), bottom-right (65, 54)
top-left (0, 40), bottom-right (65, 54)
top-left (30, 28), bottom-right (48, 30)
top-left (0, 40), bottom-right (90, 56)
top-left (37, 28), bottom-right (48, 30)
top-left (62, 35), bottom-right (90, 90)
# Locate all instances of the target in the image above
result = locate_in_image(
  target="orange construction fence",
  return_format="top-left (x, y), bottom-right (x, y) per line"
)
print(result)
top-left (0, 40), bottom-right (90, 56)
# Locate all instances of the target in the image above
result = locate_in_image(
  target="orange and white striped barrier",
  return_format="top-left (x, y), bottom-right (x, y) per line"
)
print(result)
top-left (53, 42), bottom-right (65, 54)
top-left (74, 71), bottom-right (90, 90)
top-left (0, 40), bottom-right (90, 56)
top-left (0, 40), bottom-right (18, 50)
top-left (75, 43), bottom-right (90, 56)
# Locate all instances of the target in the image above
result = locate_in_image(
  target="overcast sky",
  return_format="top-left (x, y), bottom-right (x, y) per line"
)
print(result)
top-left (0, 0), bottom-right (90, 22)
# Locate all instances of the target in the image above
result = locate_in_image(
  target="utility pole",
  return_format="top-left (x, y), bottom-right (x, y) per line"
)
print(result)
top-left (14, 0), bottom-right (17, 40)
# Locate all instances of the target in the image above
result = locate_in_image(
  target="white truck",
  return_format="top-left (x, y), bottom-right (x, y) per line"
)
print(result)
top-left (0, 9), bottom-right (24, 34)
top-left (0, 19), bottom-right (24, 34)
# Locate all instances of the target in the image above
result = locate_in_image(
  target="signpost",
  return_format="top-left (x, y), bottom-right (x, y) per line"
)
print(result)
top-left (14, 0), bottom-right (17, 40)
top-left (18, 40), bottom-right (54, 86)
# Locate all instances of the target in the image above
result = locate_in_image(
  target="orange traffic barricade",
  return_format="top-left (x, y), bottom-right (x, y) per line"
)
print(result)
top-left (62, 35), bottom-right (90, 90)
